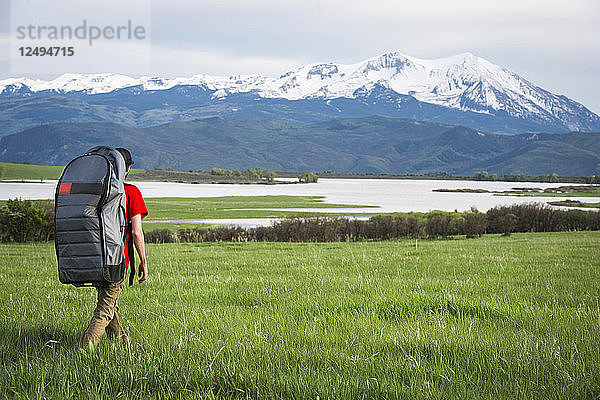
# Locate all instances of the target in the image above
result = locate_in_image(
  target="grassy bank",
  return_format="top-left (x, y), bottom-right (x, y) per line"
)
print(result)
top-left (502, 185), bottom-right (600, 198)
top-left (0, 195), bottom-right (376, 232)
top-left (1, 232), bottom-right (599, 398)
top-left (0, 162), bottom-right (150, 181)
top-left (434, 185), bottom-right (600, 198)
top-left (548, 200), bottom-right (600, 208)
top-left (128, 169), bottom-right (286, 184)
top-left (0, 162), bottom-right (282, 184)
top-left (0, 162), bottom-right (64, 181)
top-left (143, 196), bottom-right (375, 222)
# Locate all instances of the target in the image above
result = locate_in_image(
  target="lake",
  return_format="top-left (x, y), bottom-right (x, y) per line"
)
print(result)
top-left (1, 178), bottom-right (595, 215)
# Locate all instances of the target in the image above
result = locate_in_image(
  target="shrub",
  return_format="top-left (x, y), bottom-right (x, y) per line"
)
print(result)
top-left (463, 208), bottom-right (487, 238)
top-left (145, 229), bottom-right (176, 244)
top-left (0, 198), bottom-right (52, 242)
top-left (37, 200), bottom-right (55, 241)
top-left (499, 213), bottom-right (518, 236)
top-left (484, 203), bottom-right (600, 234)
top-left (426, 213), bottom-right (454, 238)
top-left (298, 172), bottom-right (318, 183)
top-left (264, 171), bottom-right (275, 182)
top-left (406, 217), bottom-right (424, 238)
top-left (267, 216), bottom-right (348, 242)
top-left (139, 203), bottom-right (600, 245)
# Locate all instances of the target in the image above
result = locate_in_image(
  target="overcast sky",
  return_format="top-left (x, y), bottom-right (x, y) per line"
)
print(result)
top-left (2, 0), bottom-right (599, 113)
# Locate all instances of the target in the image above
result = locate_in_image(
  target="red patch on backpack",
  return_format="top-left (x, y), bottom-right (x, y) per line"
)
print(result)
top-left (58, 182), bottom-right (72, 195)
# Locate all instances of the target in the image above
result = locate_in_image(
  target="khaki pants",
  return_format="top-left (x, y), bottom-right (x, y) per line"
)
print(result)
top-left (79, 278), bottom-right (127, 348)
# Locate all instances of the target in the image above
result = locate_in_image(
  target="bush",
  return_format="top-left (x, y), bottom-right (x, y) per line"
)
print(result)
top-left (499, 213), bottom-right (518, 236)
top-left (145, 229), bottom-right (176, 244)
top-left (0, 198), bottom-right (53, 242)
top-left (298, 172), bottom-right (318, 183)
top-left (37, 200), bottom-right (55, 240)
top-left (485, 203), bottom-right (600, 234)
top-left (426, 213), bottom-right (454, 238)
top-left (264, 171), bottom-right (275, 182)
top-left (144, 202), bottom-right (600, 245)
top-left (462, 208), bottom-right (487, 238)
top-left (2, 198), bottom-right (599, 244)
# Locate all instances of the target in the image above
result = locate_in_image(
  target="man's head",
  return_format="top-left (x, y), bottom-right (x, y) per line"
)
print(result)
top-left (116, 148), bottom-right (134, 172)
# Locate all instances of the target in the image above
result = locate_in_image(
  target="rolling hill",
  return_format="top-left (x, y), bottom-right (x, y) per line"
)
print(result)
top-left (1, 116), bottom-right (598, 175)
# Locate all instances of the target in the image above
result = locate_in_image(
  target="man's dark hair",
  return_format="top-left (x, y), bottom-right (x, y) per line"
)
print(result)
top-left (116, 148), bottom-right (134, 168)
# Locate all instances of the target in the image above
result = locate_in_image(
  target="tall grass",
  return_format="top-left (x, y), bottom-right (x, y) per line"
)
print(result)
top-left (1, 232), bottom-right (599, 398)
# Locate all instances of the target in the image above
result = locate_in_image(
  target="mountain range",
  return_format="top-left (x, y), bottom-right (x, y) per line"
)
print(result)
top-left (2, 116), bottom-right (599, 175)
top-left (2, 52), bottom-right (599, 135)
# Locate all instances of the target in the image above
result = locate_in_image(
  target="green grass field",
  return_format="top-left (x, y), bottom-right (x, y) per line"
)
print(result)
top-left (0, 195), bottom-right (375, 232)
top-left (0, 162), bottom-right (64, 181)
top-left (0, 162), bottom-right (289, 185)
top-left (1, 232), bottom-right (599, 398)
top-left (0, 162), bottom-right (148, 181)
top-left (143, 196), bottom-right (375, 222)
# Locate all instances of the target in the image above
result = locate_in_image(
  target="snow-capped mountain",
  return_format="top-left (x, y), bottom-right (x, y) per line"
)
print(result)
top-left (1, 52), bottom-right (599, 133)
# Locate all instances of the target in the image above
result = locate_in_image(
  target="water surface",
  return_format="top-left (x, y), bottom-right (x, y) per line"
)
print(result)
top-left (3, 178), bottom-right (595, 214)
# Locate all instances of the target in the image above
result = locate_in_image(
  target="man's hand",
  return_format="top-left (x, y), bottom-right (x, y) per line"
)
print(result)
top-left (138, 260), bottom-right (148, 283)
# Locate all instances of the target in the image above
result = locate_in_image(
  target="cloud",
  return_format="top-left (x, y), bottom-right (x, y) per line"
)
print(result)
top-left (146, 0), bottom-right (600, 72)
top-left (1, 0), bottom-right (599, 112)
top-left (146, 0), bottom-right (600, 112)
top-left (150, 46), bottom-right (308, 77)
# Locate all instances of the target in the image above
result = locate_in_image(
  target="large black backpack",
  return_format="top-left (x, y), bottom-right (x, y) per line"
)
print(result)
top-left (55, 146), bottom-right (128, 286)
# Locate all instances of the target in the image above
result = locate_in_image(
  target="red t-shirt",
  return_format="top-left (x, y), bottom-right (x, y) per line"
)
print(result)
top-left (124, 183), bottom-right (148, 267)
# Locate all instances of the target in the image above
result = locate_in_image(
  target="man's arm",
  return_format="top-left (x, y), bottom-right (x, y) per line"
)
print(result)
top-left (131, 213), bottom-right (147, 283)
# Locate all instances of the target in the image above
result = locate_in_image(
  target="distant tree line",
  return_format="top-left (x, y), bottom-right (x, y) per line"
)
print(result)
top-left (472, 172), bottom-right (600, 184)
top-left (316, 170), bottom-right (600, 184)
top-left (211, 168), bottom-right (317, 183)
top-left (145, 203), bottom-right (600, 244)
top-left (211, 167), bottom-right (276, 182)
top-left (473, 171), bottom-right (564, 182)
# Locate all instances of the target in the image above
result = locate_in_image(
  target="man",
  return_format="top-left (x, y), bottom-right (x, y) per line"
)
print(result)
top-left (79, 147), bottom-right (148, 348)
